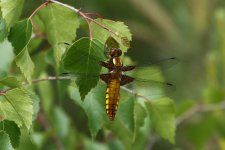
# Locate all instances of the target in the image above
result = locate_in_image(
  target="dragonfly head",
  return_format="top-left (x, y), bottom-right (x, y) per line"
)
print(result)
top-left (110, 48), bottom-right (122, 57)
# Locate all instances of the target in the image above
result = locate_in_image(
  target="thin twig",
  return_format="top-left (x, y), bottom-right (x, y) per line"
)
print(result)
top-left (121, 86), bottom-right (151, 101)
top-left (32, 76), bottom-right (150, 102)
top-left (85, 12), bottom-right (103, 19)
top-left (176, 101), bottom-right (225, 125)
top-left (29, 0), bottom-right (118, 42)
top-left (0, 76), bottom-right (71, 95)
top-left (28, 76), bottom-right (71, 84)
top-left (49, 0), bottom-right (117, 37)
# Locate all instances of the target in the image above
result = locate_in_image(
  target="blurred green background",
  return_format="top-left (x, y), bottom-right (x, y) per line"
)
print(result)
top-left (7, 0), bottom-right (225, 149)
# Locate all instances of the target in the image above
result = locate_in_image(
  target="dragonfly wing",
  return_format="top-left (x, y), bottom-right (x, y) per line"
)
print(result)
top-left (128, 57), bottom-right (179, 78)
top-left (122, 78), bottom-right (175, 99)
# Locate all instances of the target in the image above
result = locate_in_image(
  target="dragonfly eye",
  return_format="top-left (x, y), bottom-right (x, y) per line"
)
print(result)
top-left (110, 48), bottom-right (122, 57)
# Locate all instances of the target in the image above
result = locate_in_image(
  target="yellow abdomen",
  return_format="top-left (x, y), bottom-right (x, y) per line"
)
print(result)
top-left (106, 79), bottom-right (120, 120)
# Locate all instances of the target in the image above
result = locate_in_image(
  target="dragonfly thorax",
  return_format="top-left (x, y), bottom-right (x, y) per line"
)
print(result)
top-left (110, 70), bottom-right (123, 80)
top-left (112, 57), bottom-right (123, 67)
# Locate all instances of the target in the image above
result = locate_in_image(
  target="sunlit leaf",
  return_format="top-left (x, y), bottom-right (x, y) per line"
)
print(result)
top-left (15, 48), bottom-right (34, 83)
top-left (0, 0), bottom-right (24, 28)
top-left (116, 97), bottom-right (135, 132)
top-left (106, 119), bottom-right (133, 150)
top-left (90, 19), bottom-right (132, 53)
top-left (0, 17), bottom-right (7, 41)
top-left (0, 88), bottom-right (33, 130)
top-left (0, 40), bottom-right (14, 78)
top-left (8, 19), bottom-right (34, 83)
top-left (0, 77), bottom-right (21, 88)
top-left (63, 37), bottom-right (106, 100)
top-left (0, 131), bottom-right (14, 150)
top-left (145, 98), bottom-right (176, 143)
top-left (26, 90), bottom-right (40, 121)
top-left (0, 120), bottom-right (20, 148)
top-left (133, 102), bottom-right (147, 140)
top-left (70, 82), bottom-right (107, 138)
top-left (37, 3), bottom-right (80, 65)
top-left (52, 107), bottom-right (70, 138)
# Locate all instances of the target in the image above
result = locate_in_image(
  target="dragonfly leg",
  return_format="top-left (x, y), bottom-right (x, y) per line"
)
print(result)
top-left (121, 65), bottom-right (136, 72)
top-left (120, 75), bottom-right (134, 85)
top-left (100, 73), bottom-right (111, 84)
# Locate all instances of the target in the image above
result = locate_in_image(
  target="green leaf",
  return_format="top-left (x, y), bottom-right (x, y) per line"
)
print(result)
top-left (90, 19), bottom-right (132, 53)
top-left (116, 97), bottom-right (135, 132)
top-left (15, 48), bottom-right (34, 83)
top-left (0, 131), bottom-right (14, 150)
top-left (0, 120), bottom-right (20, 148)
top-left (8, 19), bottom-right (34, 83)
top-left (0, 0), bottom-right (24, 28)
top-left (8, 19), bottom-right (32, 55)
top-left (133, 102), bottom-right (147, 140)
top-left (0, 88), bottom-right (33, 130)
top-left (63, 38), bottom-right (106, 100)
top-left (184, 115), bottom-right (217, 149)
top-left (106, 120), bottom-right (133, 150)
top-left (70, 82), bottom-right (108, 138)
top-left (0, 77), bottom-right (21, 88)
top-left (0, 17), bottom-right (7, 41)
top-left (37, 3), bottom-right (80, 65)
top-left (145, 98), bottom-right (176, 143)
top-left (0, 39), bottom-right (14, 78)
top-left (37, 73), bottom-right (54, 114)
top-left (26, 90), bottom-right (40, 121)
top-left (52, 107), bottom-right (70, 138)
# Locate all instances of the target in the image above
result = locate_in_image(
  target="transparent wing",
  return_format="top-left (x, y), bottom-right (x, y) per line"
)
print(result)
top-left (127, 57), bottom-right (179, 79)
top-left (122, 78), bottom-right (175, 99)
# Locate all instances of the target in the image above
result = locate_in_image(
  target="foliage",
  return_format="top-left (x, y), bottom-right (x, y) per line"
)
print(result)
top-left (0, 0), bottom-right (225, 150)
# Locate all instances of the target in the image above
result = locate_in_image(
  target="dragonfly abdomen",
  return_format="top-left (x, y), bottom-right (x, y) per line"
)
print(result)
top-left (106, 78), bottom-right (120, 120)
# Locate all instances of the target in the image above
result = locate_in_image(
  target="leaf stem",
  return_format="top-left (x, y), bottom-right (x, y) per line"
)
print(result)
top-left (28, 1), bottom-right (51, 20)
top-left (48, 0), bottom-right (117, 38)
top-left (0, 91), bottom-right (6, 95)
top-left (29, 0), bottom-right (117, 40)
top-left (85, 12), bottom-right (103, 19)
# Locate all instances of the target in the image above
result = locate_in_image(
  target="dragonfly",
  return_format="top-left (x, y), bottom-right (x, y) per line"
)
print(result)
top-left (63, 37), bottom-right (178, 121)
